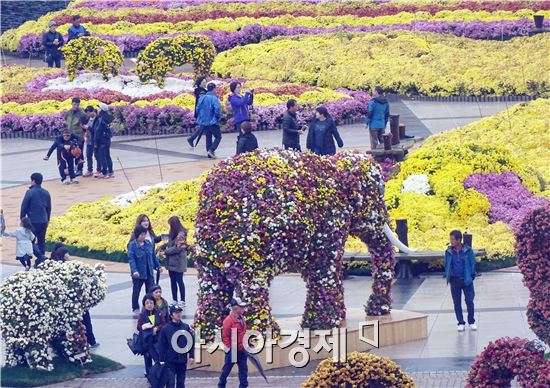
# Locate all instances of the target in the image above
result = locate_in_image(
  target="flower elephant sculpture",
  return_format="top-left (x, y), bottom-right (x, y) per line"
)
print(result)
top-left (193, 149), bottom-right (414, 341)
top-left (0, 260), bottom-right (107, 370)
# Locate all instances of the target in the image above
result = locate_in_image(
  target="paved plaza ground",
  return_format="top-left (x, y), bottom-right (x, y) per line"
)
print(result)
top-left (0, 98), bottom-right (529, 388)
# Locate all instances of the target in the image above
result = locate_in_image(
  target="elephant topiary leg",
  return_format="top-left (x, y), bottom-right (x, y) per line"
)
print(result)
top-left (240, 272), bottom-right (280, 338)
top-left (194, 263), bottom-right (234, 343)
top-left (364, 238), bottom-right (396, 316)
top-left (301, 249), bottom-right (346, 329)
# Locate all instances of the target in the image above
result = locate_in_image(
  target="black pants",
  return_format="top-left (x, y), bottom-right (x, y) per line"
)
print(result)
top-left (169, 271), bottom-right (185, 302)
top-left (96, 143), bottom-right (113, 175)
top-left (82, 310), bottom-right (97, 346)
top-left (75, 140), bottom-right (85, 173)
top-left (58, 151), bottom-right (75, 181)
top-left (284, 144), bottom-right (301, 151)
top-left (33, 222), bottom-right (48, 256)
top-left (17, 254), bottom-right (32, 268)
top-left (204, 125), bottom-right (222, 153)
top-left (450, 277), bottom-right (476, 325)
top-left (132, 277), bottom-right (154, 311)
top-left (188, 125), bottom-right (203, 146)
top-left (46, 54), bottom-right (61, 68)
top-left (166, 362), bottom-right (188, 388)
top-left (86, 143), bottom-right (95, 173)
top-left (218, 350), bottom-right (248, 388)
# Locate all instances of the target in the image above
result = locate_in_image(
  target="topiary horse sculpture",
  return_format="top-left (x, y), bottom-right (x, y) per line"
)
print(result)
top-left (193, 149), bottom-right (413, 341)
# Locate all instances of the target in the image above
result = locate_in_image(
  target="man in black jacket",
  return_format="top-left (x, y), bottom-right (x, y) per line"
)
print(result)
top-left (282, 99), bottom-right (305, 151)
top-left (44, 130), bottom-right (80, 184)
top-left (42, 21), bottom-right (64, 68)
top-left (20, 173), bottom-right (51, 256)
top-left (158, 304), bottom-right (195, 388)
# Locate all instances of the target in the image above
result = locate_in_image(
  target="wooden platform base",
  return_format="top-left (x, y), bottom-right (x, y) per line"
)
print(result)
top-left (194, 309), bottom-right (427, 372)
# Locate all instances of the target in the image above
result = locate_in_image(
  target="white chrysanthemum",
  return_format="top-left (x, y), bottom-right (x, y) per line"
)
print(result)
top-left (401, 174), bottom-right (431, 194)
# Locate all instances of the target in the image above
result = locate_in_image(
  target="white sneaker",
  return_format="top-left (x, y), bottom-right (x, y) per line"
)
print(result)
top-left (470, 323), bottom-right (478, 331)
top-left (457, 324), bottom-right (465, 332)
top-left (132, 309), bottom-right (140, 316)
top-left (207, 150), bottom-right (216, 159)
top-left (70, 178), bottom-right (79, 184)
top-left (62, 179), bottom-right (70, 185)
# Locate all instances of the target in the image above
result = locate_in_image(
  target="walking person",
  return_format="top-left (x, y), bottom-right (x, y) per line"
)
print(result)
top-left (187, 76), bottom-right (208, 148)
top-left (158, 304), bottom-right (195, 388)
top-left (1, 217), bottom-right (38, 271)
top-left (128, 225), bottom-right (163, 315)
top-left (282, 99), bottom-right (305, 151)
top-left (218, 297), bottom-right (249, 388)
top-left (137, 294), bottom-right (164, 377)
top-left (228, 82), bottom-right (254, 133)
top-left (444, 230), bottom-right (477, 332)
top-left (44, 130), bottom-right (81, 184)
top-left (67, 15), bottom-right (89, 42)
top-left (196, 82), bottom-right (222, 159)
top-left (82, 106), bottom-right (98, 177)
top-left (236, 121), bottom-right (258, 155)
top-left (151, 285), bottom-right (169, 324)
top-left (64, 97), bottom-right (87, 175)
top-left (306, 106), bottom-right (344, 156)
top-left (20, 173), bottom-right (51, 257)
top-left (93, 103), bottom-right (114, 179)
top-left (160, 216), bottom-right (190, 305)
top-left (42, 21), bottom-right (64, 68)
top-left (365, 86), bottom-right (390, 150)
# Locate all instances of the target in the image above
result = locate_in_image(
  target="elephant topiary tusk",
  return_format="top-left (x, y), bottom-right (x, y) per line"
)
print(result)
top-left (383, 222), bottom-right (416, 254)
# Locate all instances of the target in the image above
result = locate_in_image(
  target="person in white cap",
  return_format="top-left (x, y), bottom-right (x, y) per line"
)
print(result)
top-left (42, 21), bottom-right (64, 68)
top-left (93, 103), bottom-right (114, 178)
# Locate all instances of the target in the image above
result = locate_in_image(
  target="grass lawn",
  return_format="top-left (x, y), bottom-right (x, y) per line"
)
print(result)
top-left (1, 354), bottom-right (124, 387)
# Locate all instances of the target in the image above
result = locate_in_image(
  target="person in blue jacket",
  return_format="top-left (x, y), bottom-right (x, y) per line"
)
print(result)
top-left (228, 81), bottom-right (254, 133)
top-left (365, 86), bottom-right (390, 149)
top-left (196, 82), bottom-right (222, 159)
top-left (444, 230), bottom-right (477, 332)
top-left (67, 15), bottom-right (89, 42)
top-left (128, 225), bottom-right (163, 315)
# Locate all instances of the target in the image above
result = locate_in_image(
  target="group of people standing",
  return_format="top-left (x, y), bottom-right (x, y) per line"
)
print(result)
top-left (42, 15), bottom-right (89, 68)
top-left (44, 98), bottom-right (114, 184)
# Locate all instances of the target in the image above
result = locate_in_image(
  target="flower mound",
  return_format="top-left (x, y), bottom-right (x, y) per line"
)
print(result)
top-left (302, 351), bottom-right (415, 388)
top-left (136, 34), bottom-right (216, 87)
top-left (193, 149), bottom-right (395, 341)
top-left (466, 337), bottom-right (550, 388)
top-left (61, 37), bottom-right (123, 81)
top-left (515, 206), bottom-right (550, 346)
top-left (0, 260), bottom-right (107, 370)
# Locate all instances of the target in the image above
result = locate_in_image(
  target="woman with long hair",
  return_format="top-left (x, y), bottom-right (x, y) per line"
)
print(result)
top-left (160, 216), bottom-right (190, 305)
top-left (128, 214), bottom-right (161, 247)
top-left (306, 106), bottom-right (344, 156)
top-left (187, 76), bottom-right (208, 148)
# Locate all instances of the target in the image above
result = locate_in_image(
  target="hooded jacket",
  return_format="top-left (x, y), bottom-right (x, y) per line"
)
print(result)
top-left (93, 111), bottom-right (112, 146)
top-left (365, 96), bottom-right (390, 129)
top-left (2, 227), bottom-right (35, 258)
top-left (444, 244), bottom-right (477, 286)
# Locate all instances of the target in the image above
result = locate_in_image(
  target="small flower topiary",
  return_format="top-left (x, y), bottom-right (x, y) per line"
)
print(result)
top-left (302, 351), bottom-right (415, 388)
top-left (61, 36), bottom-right (123, 81)
top-left (136, 34), bottom-right (216, 88)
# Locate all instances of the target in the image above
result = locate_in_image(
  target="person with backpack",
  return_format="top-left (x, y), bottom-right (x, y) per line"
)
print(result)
top-left (42, 21), bottom-right (64, 68)
top-left (1, 216), bottom-right (38, 271)
top-left (236, 121), bottom-right (258, 155)
top-left (365, 86), bottom-right (390, 150)
top-left (44, 130), bottom-right (81, 184)
top-left (187, 76), bottom-right (208, 148)
top-left (196, 82), bottom-right (222, 159)
top-left (158, 304), bottom-right (195, 388)
top-left (306, 106), bottom-right (344, 156)
top-left (93, 102), bottom-right (114, 179)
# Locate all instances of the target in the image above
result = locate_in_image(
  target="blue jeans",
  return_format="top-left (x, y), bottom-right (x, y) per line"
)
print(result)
top-left (204, 125), bottom-right (222, 153)
top-left (450, 277), bottom-right (475, 325)
top-left (218, 350), bottom-right (248, 388)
